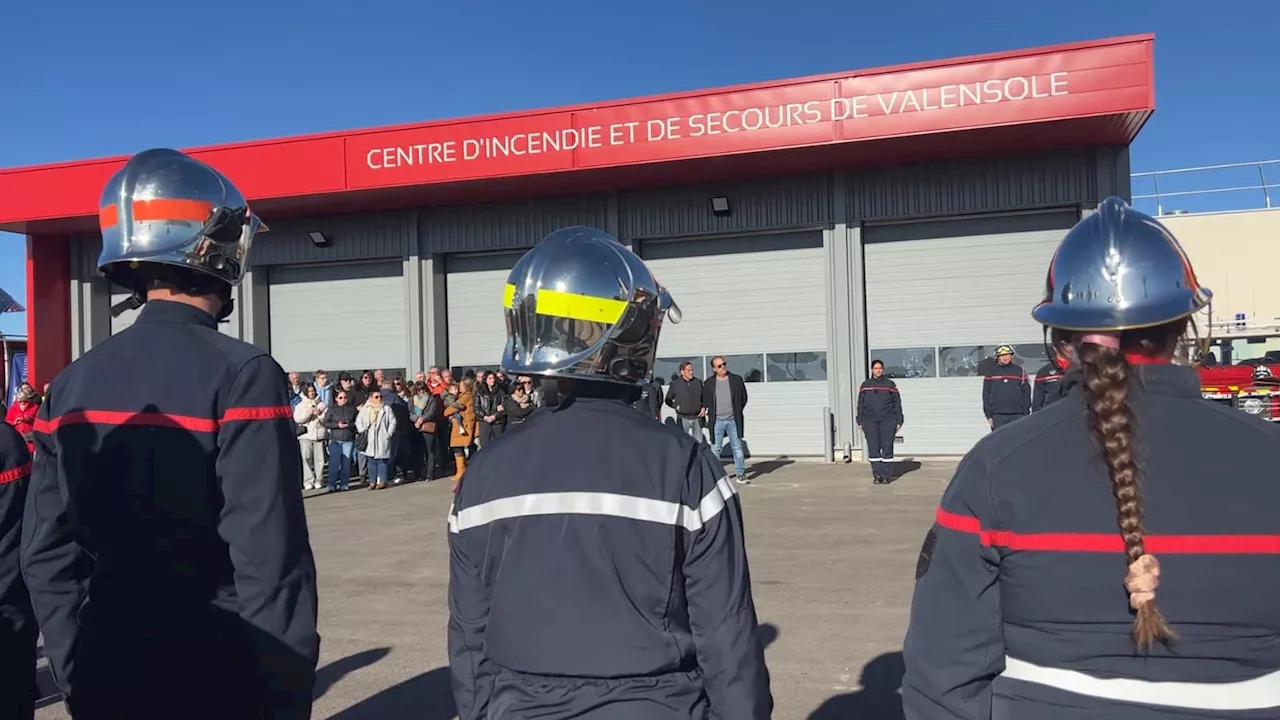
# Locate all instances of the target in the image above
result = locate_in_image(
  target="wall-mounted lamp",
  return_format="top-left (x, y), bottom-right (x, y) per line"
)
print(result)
top-left (308, 231), bottom-right (331, 247)
top-left (710, 196), bottom-right (731, 217)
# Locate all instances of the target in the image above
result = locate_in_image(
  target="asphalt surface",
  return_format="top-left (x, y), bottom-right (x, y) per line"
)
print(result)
top-left (35, 457), bottom-right (956, 720)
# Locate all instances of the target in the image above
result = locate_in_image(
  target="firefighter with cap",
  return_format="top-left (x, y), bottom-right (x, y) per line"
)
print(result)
top-left (903, 196), bottom-right (1280, 718)
top-left (20, 148), bottom-right (320, 719)
top-left (982, 344), bottom-right (1030, 429)
top-left (446, 226), bottom-right (773, 720)
top-left (0, 418), bottom-right (36, 718)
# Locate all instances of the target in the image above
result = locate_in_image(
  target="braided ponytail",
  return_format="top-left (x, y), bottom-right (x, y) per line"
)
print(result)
top-left (1072, 331), bottom-right (1178, 650)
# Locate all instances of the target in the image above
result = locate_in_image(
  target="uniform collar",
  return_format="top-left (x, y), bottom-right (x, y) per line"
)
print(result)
top-left (1132, 364), bottom-right (1202, 399)
top-left (136, 299), bottom-right (218, 330)
top-left (1063, 364), bottom-right (1201, 399)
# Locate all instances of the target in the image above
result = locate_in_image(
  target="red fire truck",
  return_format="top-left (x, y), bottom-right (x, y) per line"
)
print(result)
top-left (1193, 319), bottom-right (1280, 421)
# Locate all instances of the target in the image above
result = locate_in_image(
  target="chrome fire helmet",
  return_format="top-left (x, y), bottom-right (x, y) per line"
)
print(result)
top-left (501, 226), bottom-right (681, 384)
top-left (1031, 196), bottom-right (1212, 332)
top-left (98, 148), bottom-right (266, 316)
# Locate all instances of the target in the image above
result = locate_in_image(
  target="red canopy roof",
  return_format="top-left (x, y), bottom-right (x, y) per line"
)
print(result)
top-left (0, 33), bottom-right (1154, 235)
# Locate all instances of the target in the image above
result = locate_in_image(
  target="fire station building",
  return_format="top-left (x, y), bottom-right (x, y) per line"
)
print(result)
top-left (0, 34), bottom-right (1155, 458)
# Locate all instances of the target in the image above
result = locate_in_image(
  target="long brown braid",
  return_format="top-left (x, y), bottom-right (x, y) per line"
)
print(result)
top-left (1057, 323), bottom-right (1182, 650)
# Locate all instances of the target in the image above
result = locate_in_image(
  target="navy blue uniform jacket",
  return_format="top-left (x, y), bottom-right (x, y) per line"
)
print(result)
top-left (982, 362), bottom-right (1030, 417)
top-left (20, 300), bottom-right (320, 719)
top-left (0, 421), bottom-right (36, 720)
top-left (447, 395), bottom-right (772, 720)
top-left (1031, 362), bottom-right (1068, 411)
top-left (856, 376), bottom-right (904, 425)
top-left (904, 364), bottom-right (1280, 718)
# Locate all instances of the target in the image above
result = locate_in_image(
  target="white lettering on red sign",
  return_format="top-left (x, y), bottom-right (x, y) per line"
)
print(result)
top-left (363, 71), bottom-right (1069, 171)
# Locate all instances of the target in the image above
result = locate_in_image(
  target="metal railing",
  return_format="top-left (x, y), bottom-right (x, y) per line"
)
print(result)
top-left (1131, 160), bottom-right (1279, 216)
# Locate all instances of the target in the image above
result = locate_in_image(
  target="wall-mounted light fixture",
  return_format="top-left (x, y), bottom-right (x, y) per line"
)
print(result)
top-left (308, 231), bottom-right (331, 247)
top-left (710, 196), bottom-right (731, 217)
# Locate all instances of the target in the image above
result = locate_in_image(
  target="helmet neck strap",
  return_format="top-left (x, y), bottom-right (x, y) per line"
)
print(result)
top-left (113, 266), bottom-right (235, 322)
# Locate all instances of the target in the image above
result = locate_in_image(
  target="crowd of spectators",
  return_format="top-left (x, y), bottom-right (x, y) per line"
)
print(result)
top-left (286, 366), bottom-right (545, 493)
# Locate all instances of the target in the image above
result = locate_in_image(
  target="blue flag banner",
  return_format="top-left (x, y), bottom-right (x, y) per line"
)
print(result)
top-left (8, 352), bottom-right (26, 406)
top-left (0, 286), bottom-right (23, 313)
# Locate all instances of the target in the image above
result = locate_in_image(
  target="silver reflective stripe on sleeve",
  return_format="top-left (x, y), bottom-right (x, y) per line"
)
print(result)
top-left (447, 476), bottom-right (739, 534)
top-left (1002, 656), bottom-right (1280, 711)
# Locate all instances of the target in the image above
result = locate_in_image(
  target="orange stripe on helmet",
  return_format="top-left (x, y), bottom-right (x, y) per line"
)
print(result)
top-left (99, 199), bottom-right (215, 230)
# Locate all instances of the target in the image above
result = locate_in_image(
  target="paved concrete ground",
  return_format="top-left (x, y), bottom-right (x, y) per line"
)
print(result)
top-left (35, 457), bottom-right (955, 719)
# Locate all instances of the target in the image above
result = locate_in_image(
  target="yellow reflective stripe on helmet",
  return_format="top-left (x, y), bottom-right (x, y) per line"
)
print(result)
top-left (502, 283), bottom-right (628, 324)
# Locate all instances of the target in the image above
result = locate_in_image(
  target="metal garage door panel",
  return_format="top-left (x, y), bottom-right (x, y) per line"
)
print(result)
top-left (110, 289), bottom-right (241, 339)
top-left (642, 232), bottom-right (829, 458)
top-left (863, 211), bottom-right (1075, 456)
top-left (446, 252), bottom-right (525, 370)
top-left (269, 262), bottom-right (406, 375)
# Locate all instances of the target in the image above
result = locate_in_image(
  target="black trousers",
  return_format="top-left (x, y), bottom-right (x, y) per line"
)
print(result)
top-left (478, 421), bottom-right (506, 448)
top-left (0, 622), bottom-right (37, 720)
top-left (991, 413), bottom-right (1027, 430)
top-left (862, 420), bottom-right (897, 478)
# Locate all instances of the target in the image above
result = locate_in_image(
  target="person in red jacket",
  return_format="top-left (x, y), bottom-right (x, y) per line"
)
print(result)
top-left (4, 385), bottom-right (38, 453)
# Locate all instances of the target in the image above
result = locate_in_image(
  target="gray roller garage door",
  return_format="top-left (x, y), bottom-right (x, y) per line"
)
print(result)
top-left (268, 261), bottom-right (406, 376)
top-left (446, 251), bottom-right (526, 371)
top-left (110, 289), bottom-right (241, 338)
top-left (641, 231), bottom-right (829, 458)
top-left (862, 210), bottom-right (1078, 456)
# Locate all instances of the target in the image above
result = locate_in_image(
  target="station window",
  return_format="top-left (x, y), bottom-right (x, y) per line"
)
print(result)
top-left (298, 368), bottom-right (407, 384)
top-left (711, 354), bottom-right (765, 383)
top-left (938, 346), bottom-right (992, 377)
top-left (869, 348), bottom-right (937, 379)
top-left (766, 352), bottom-right (828, 382)
top-left (450, 365), bottom-right (499, 379)
top-left (654, 356), bottom-right (703, 383)
top-left (1012, 343), bottom-right (1050, 370)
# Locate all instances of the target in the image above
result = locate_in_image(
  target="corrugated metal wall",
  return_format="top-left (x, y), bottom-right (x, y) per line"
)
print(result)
top-left (250, 210), bottom-right (414, 266)
top-left (847, 148), bottom-right (1105, 221)
top-left (420, 195), bottom-right (610, 254)
top-left (620, 174), bottom-right (832, 240)
top-left (71, 234), bottom-right (102, 281)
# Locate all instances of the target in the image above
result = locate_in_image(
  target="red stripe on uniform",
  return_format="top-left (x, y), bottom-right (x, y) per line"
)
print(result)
top-left (221, 406), bottom-right (293, 422)
top-left (0, 463), bottom-right (31, 484)
top-left (984, 375), bottom-right (1025, 381)
top-left (33, 406), bottom-right (292, 434)
top-left (935, 507), bottom-right (1280, 554)
top-left (861, 387), bottom-right (899, 393)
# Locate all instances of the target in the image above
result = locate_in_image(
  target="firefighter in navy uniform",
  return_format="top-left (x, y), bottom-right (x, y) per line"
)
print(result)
top-left (20, 149), bottom-right (320, 719)
top-left (982, 344), bottom-right (1030, 430)
top-left (633, 375), bottom-right (664, 420)
top-left (1031, 352), bottom-right (1070, 411)
top-left (447, 227), bottom-right (772, 720)
top-left (0, 420), bottom-right (37, 720)
top-left (856, 359), bottom-right (903, 484)
top-left (903, 196), bottom-right (1280, 718)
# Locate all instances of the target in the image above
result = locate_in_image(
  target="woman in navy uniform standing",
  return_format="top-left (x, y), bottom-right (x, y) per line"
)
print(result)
top-left (856, 359), bottom-right (903, 484)
top-left (903, 197), bottom-right (1280, 718)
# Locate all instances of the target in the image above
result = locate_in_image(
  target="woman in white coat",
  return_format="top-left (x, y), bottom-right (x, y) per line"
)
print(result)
top-left (356, 389), bottom-right (397, 490)
top-left (292, 384), bottom-right (328, 491)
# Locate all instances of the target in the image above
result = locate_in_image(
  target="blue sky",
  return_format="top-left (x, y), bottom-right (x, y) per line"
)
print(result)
top-left (2, 0), bottom-right (1277, 336)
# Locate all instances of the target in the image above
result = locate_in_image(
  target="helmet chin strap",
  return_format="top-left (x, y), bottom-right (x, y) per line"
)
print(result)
top-left (108, 273), bottom-right (235, 321)
top-left (214, 284), bottom-right (235, 322)
top-left (109, 293), bottom-right (144, 318)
